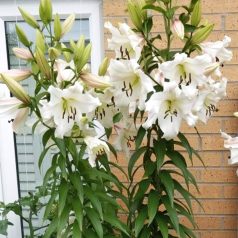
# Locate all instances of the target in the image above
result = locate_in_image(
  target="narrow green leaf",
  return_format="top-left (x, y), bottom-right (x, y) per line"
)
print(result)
top-left (58, 179), bottom-right (69, 216)
top-left (160, 171), bottom-right (174, 206)
top-left (153, 139), bottom-right (166, 170)
top-left (43, 218), bottom-right (58, 238)
top-left (85, 207), bottom-right (103, 238)
top-left (157, 214), bottom-right (168, 238)
top-left (128, 146), bottom-right (147, 178)
top-left (148, 190), bottom-right (160, 225)
top-left (85, 187), bottom-right (103, 219)
top-left (135, 126), bottom-right (146, 149)
top-left (72, 200), bottom-right (83, 231)
top-left (161, 196), bottom-right (180, 235)
top-left (73, 222), bottom-right (82, 238)
top-left (57, 207), bottom-right (70, 236)
top-left (135, 207), bottom-right (147, 237)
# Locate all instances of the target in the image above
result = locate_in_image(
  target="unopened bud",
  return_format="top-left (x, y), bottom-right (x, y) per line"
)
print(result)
top-left (48, 47), bottom-right (61, 60)
top-left (173, 18), bottom-right (184, 40)
top-left (204, 62), bottom-right (220, 76)
top-left (13, 47), bottom-right (33, 61)
top-left (0, 69), bottom-right (32, 82)
top-left (61, 43), bottom-right (72, 62)
top-left (15, 24), bottom-right (31, 47)
top-left (61, 14), bottom-right (75, 37)
top-left (35, 47), bottom-right (51, 79)
top-left (77, 43), bottom-right (91, 72)
top-left (36, 30), bottom-right (45, 52)
top-left (0, 74), bottom-right (30, 104)
top-left (54, 14), bottom-right (62, 41)
top-left (98, 57), bottom-right (110, 76)
top-left (191, 0), bottom-right (201, 27)
top-left (127, 0), bottom-right (147, 31)
top-left (80, 73), bottom-right (111, 90)
top-left (191, 23), bottom-right (214, 45)
top-left (18, 7), bottom-right (39, 29)
top-left (39, 0), bottom-right (52, 24)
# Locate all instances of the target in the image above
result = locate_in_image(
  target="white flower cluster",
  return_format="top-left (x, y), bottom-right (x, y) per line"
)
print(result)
top-left (0, 21), bottom-right (232, 166)
top-left (104, 22), bottom-right (232, 140)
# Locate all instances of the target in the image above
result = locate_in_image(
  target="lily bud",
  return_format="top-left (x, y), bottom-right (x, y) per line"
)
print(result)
top-left (0, 74), bottom-right (30, 104)
top-left (48, 47), bottom-right (61, 60)
top-left (18, 7), bottom-right (39, 29)
top-left (61, 43), bottom-right (72, 62)
top-left (191, 23), bottom-right (214, 45)
top-left (39, 0), bottom-right (52, 24)
top-left (191, 0), bottom-right (201, 27)
top-left (13, 47), bottom-right (33, 61)
top-left (35, 47), bottom-right (51, 79)
top-left (74, 36), bottom-right (85, 62)
top-left (98, 57), bottom-right (109, 76)
top-left (234, 112), bottom-right (238, 117)
top-left (77, 43), bottom-right (91, 72)
top-left (204, 62), bottom-right (220, 76)
top-left (80, 73), bottom-right (111, 90)
top-left (0, 69), bottom-right (32, 82)
top-left (61, 14), bottom-right (75, 37)
top-left (15, 24), bottom-right (31, 47)
top-left (127, 0), bottom-right (147, 31)
top-left (54, 14), bottom-right (62, 41)
top-left (172, 18), bottom-right (185, 40)
top-left (36, 30), bottom-right (45, 52)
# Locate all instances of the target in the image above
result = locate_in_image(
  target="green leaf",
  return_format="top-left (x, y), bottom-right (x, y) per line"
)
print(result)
top-left (104, 213), bottom-right (129, 236)
top-left (43, 218), bottom-right (58, 238)
top-left (54, 137), bottom-right (67, 158)
top-left (136, 126), bottom-right (146, 149)
top-left (85, 187), bottom-right (103, 219)
top-left (180, 224), bottom-right (196, 238)
top-left (134, 179), bottom-right (151, 201)
top-left (153, 139), bottom-right (166, 170)
top-left (72, 200), bottom-right (83, 231)
top-left (85, 207), bottom-right (103, 238)
top-left (38, 145), bottom-right (52, 169)
top-left (148, 190), bottom-right (160, 225)
top-left (113, 112), bottom-right (123, 123)
top-left (57, 207), bottom-right (70, 236)
top-left (69, 173), bottom-right (84, 204)
top-left (128, 146), bottom-right (147, 178)
top-left (143, 4), bottom-right (166, 15)
top-left (160, 171), bottom-right (174, 206)
top-left (161, 196), bottom-right (180, 235)
top-left (73, 222), bottom-right (82, 238)
top-left (157, 214), bottom-right (168, 238)
top-left (135, 207), bottom-right (147, 237)
top-left (58, 179), bottom-right (69, 216)
top-left (0, 220), bottom-right (11, 235)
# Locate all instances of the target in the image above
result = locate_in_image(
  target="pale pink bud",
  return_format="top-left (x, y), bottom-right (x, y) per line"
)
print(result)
top-left (80, 73), bottom-right (111, 90)
top-left (12, 47), bottom-right (33, 60)
top-left (0, 69), bottom-right (32, 82)
top-left (173, 19), bottom-right (184, 40)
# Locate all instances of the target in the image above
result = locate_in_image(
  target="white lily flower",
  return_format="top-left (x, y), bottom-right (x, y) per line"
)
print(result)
top-left (40, 82), bottom-right (101, 138)
top-left (221, 132), bottom-right (238, 170)
top-left (54, 59), bottom-right (75, 84)
top-left (108, 59), bottom-right (154, 113)
top-left (0, 97), bottom-right (29, 133)
top-left (105, 21), bottom-right (142, 60)
top-left (143, 83), bottom-right (196, 140)
top-left (200, 35), bottom-right (233, 63)
top-left (84, 136), bottom-right (110, 167)
top-left (160, 53), bottom-right (211, 87)
top-left (193, 77), bottom-right (227, 123)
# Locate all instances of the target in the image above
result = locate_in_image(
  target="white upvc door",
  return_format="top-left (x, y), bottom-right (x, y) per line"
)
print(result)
top-left (0, 1), bottom-right (103, 237)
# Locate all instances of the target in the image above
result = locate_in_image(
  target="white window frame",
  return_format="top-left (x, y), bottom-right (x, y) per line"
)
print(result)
top-left (0, 0), bottom-right (103, 237)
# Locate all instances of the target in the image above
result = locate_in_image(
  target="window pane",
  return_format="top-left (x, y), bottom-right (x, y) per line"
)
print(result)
top-left (5, 18), bottom-right (90, 236)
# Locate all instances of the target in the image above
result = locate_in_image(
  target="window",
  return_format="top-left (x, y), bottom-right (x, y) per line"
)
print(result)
top-left (0, 1), bottom-right (103, 237)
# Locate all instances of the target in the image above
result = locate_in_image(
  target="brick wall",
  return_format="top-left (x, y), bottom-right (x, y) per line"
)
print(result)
top-left (102, 0), bottom-right (238, 237)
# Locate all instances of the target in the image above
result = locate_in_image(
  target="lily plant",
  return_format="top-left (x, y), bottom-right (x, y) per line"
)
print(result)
top-left (0, 0), bottom-right (232, 237)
